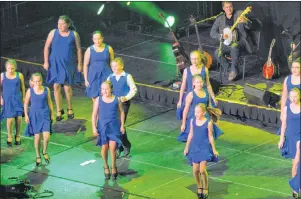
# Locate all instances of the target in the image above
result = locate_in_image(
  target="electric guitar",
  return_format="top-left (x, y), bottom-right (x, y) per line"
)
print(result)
top-left (263, 38), bottom-right (278, 79)
top-left (189, 15), bottom-right (213, 69)
top-left (158, 12), bottom-right (190, 76)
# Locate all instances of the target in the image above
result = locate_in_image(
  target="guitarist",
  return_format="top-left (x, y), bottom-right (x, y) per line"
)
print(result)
top-left (210, 1), bottom-right (254, 81)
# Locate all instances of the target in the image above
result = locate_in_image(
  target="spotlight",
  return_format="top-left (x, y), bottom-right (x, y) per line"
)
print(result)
top-left (97, 4), bottom-right (105, 15)
top-left (126, 2), bottom-right (131, 6)
top-left (164, 16), bottom-right (175, 28)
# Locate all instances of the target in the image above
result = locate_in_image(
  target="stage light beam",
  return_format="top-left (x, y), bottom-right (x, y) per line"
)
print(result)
top-left (127, 2), bottom-right (131, 6)
top-left (97, 4), bottom-right (105, 15)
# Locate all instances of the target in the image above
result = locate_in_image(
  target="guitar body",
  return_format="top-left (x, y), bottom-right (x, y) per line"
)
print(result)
top-left (263, 38), bottom-right (278, 79)
top-left (262, 61), bottom-right (276, 79)
top-left (172, 43), bottom-right (190, 69)
top-left (203, 51), bottom-right (212, 69)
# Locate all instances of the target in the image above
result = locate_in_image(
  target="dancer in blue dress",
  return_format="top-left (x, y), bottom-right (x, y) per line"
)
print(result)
top-left (43, 15), bottom-right (82, 121)
top-left (177, 50), bottom-right (217, 121)
top-left (92, 81), bottom-right (125, 180)
top-left (280, 58), bottom-right (300, 121)
top-left (24, 73), bottom-right (54, 167)
top-left (178, 75), bottom-right (223, 142)
top-left (84, 30), bottom-right (114, 105)
top-left (278, 88), bottom-right (301, 182)
top-left (1, 59), bottom-right (25, 146)
top-left (184, 103), bottom-right (219, 199)
top-left (108, 57), bottom-right (137, 157)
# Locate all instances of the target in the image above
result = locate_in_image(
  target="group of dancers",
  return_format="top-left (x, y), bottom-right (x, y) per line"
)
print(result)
top-left (0, 2), bottom-right (300, 197)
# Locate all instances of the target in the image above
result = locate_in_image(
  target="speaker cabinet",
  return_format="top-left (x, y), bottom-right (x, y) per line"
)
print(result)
top-left (243, 84), bottom-right (280, 107)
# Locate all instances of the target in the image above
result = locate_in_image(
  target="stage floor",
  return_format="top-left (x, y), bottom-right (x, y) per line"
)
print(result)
top-left (1, 19), bottom-right (292, 198)
top-left (1, 92), bottom-right (293, 199)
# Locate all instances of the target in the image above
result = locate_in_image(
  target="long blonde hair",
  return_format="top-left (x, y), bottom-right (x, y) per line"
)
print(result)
top-left (190, 50), bottom-right (207, 67)
top-left (196, 103), bottom-right (222, 123)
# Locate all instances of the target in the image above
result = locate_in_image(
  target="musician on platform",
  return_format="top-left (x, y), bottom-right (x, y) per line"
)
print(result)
top-left (210, 1), bottom-right (253, 81)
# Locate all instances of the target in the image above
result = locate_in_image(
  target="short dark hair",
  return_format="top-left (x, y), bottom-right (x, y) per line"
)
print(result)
top-left (222, 1), bottom-right (232, 7)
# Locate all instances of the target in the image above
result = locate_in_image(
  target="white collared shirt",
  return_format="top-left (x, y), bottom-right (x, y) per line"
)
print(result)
top-left (108, 71), bottom-right (138, 101)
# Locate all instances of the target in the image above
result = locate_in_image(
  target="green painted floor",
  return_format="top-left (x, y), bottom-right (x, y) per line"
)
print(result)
top-left (0, 95), bottom-right (294, 199)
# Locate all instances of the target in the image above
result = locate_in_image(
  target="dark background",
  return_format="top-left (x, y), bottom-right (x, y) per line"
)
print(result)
top-left (1, 1), bottom-right (300, 68)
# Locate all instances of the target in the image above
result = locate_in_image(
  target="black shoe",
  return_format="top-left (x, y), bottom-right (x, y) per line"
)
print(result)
top-left (43, 153), bottom-right (50, 164)
top-left (293, 192), bottom-right (300, 199)
top-left (112, 167), bottom-right (118, 180)
top-left (104, 167), bottom-right (110, 180)
top-left (67, 108), bottom-right (74, 119)
top-left (197, 188), bottom-right (204, 199)
top-left (14, 135), bottom-right (21, 145)
top-left (56, 109), bottom-right (64, 121)
top-left (36, 157), bottom-right (42, 167)
top-left (202, 188), bottom-right (209, 199)
top-left (7, 138), bottom-right (12, 147)
top-left (123, 147), bottom-right (131, 157)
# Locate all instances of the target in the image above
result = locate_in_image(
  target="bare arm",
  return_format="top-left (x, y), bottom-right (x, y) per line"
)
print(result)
top-left (19, 73), bottom-right (26, 102)
top-left (83, 48), bottom-right (91, 84)
top-left (46, 87), bottom-right (54, 121)
top-left (208, 121), bottom-right (218, 154)
top-left (280, 106), bottom-right (287, 139)
top-left (43, 29), bottom-right (55, 68)
top-left (0, 73), bottom-right (3, 85)
top-left (178, 68), bottom-right (188, 107)
top-left (205, 68), bottom-right (216, 103)
top-left (108, 46), bottom-right (115, 63)
top-left (281, 77), bottom-right (288, 113)
top-left (92, 97), bottom-right (99, 134)
top-left (184, 119), bottom-right (194, 154)
top-left (74, 31), bottom-right (83, 71)
top-left (1, 73), bottom-right (3, 105)
top-left (182, 92), bottom-right (193, 127)
top-left (24, 89), bottom-right (31, 121)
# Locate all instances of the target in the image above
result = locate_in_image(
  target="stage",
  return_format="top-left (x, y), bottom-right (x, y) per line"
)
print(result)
top-left (1, 17), bottom-right (287, 128)
top-left (0, 12), bottom-right (295, 199)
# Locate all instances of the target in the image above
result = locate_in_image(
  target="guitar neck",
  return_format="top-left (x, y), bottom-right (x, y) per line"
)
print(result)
top-left (194, 24), bottom-right (204, 52)
top-left (267, 47), bottom-right (273, 64)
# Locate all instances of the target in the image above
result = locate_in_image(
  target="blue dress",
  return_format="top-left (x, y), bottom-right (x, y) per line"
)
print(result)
top-left (86, 45), bottom-right (112, 98)
top-left (276, 76), bottom-right (300, 135)
top-left (186, 119), bottom-right (219, 165)
top-left (176, 66), bottom-right (206, 120)
top-left (96, 96), bottom-right (121, 147)
top-left (0, 72), bottom-right (23, 119)
top-left (46, 29), bottom-right (78, 85)
top-left (177, 89), bottom-right (223, 142)
top-left (280, 105), bottom-right (300, 159)
top-left (286, 75), bottom-right (301, 105)
top-left (25, 87), bottom-right (51, 136)
top-left (289, 163), bottom-right (300, 193)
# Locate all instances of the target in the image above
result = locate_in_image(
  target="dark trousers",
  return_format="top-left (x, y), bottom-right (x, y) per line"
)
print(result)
top-left (214, 40), bottom-right (245, 73)
top-left (119, 100), bottom-right (131, 151)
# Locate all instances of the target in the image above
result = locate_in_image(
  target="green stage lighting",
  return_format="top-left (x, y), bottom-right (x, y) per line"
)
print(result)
top-left (164, 16), bottom-right (175, 27)
top-left (126, 2), bottom-right (131, 6)
top-left (97, 4), bottom-right (105, 15)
